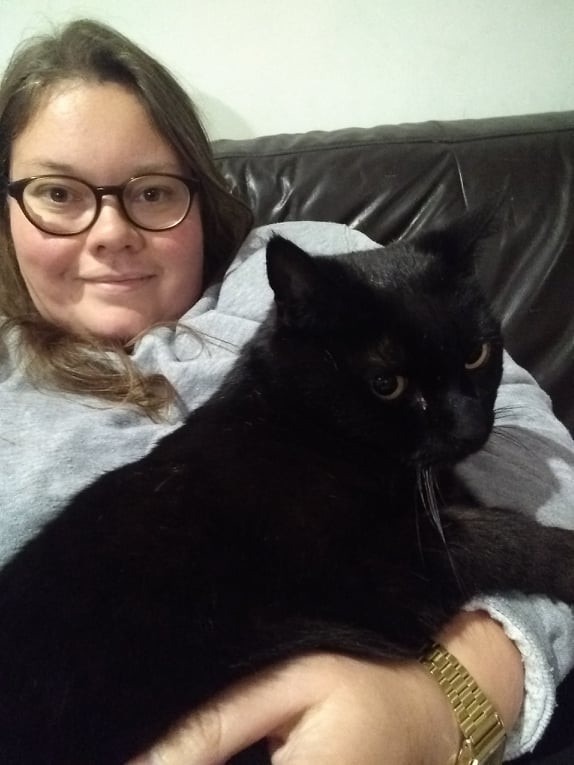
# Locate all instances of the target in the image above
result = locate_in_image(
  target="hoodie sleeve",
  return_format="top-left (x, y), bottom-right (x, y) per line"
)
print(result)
top-left (456, 353), bottom-right (574, 757)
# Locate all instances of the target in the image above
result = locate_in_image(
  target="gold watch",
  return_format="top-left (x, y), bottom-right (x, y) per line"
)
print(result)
top-left (420, 642), bottom-right (507, 765)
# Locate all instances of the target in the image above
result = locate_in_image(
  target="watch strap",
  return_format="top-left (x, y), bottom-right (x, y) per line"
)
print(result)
top-left (420, 642), bottom-right (506, 764)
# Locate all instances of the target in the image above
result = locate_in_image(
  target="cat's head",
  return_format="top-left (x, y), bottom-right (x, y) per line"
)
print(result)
top-left (262, 211), bottom-right (503, 469)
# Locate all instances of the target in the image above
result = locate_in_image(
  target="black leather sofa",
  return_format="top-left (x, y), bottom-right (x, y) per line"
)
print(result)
top-left (214, 111), bottom-right (574, 434)
top-left (213, 111), bottom-right (574, 763)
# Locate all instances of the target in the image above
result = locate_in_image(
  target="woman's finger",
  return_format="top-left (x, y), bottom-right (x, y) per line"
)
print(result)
top-left (126, 658), bottom-right (325, 765)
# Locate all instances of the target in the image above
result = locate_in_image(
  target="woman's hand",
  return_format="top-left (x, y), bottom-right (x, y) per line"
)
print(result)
top-left (129, 655), bottom-right (460, 765)
top-left (128, 610), bottom-right (524, 765)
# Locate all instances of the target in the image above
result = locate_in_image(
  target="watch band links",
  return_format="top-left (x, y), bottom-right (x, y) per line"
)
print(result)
top-left (420, 642), bottom-right (507, 765)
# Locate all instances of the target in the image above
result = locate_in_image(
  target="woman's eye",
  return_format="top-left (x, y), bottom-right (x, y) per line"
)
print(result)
top-left (371, 374), bottom-right (407, 401)
top-left (465, 341), bottom-right (491, 370)
top-left (138, 186), bottom-right (172, 204)
top-left (35, 185), bottom-right (75, 204)
top-left (142, 187), bottom-right (163, 202)
top-left (47, 187), bottom-right (70, 203)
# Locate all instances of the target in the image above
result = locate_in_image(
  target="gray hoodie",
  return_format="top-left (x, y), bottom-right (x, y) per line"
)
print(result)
top-left (1, 221), bottom-right (573, 757)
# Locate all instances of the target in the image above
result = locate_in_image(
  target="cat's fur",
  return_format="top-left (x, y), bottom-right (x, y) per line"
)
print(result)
top-left (1, 214), bottom-right (573, 764)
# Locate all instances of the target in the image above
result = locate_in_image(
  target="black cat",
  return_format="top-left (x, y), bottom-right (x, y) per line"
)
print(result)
top-left (1, 213), bottom-right (573, 764)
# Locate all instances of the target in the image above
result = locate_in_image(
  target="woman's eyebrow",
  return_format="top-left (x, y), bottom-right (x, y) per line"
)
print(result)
top-left (130, 163), bottom-right (184, 176)
top-left (15, 160), bottom-right (183, 176)
top-left (14, 160), bottom-right (76, 175)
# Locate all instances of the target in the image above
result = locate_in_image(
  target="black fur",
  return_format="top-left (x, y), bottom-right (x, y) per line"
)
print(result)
top-left (1, 215), bottom-right (573, 764)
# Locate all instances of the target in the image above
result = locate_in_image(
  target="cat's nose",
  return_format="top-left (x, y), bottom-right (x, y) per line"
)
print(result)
top-left (448, 411), bottom-right (492, 456)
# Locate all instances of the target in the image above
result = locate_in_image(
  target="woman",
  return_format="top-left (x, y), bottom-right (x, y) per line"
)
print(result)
top-left (1, 19), bottom-right (573, 764)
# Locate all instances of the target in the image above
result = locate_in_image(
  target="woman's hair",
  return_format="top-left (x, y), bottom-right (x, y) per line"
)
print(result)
top-left (0, 19), bottom-right (253, 417)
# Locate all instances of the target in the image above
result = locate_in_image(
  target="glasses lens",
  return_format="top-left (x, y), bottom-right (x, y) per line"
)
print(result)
top-left (22, 177), bottom-right (96, 235)
top-left (123, 175), bottom-right (192, 230)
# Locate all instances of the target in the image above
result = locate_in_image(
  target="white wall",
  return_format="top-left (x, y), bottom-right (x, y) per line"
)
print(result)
top-left (1, 0), bottom-right (573, 140)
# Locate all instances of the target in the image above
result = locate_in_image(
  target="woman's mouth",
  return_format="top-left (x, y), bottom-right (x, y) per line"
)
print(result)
top-left (84, 274), bottom-right (155, 292)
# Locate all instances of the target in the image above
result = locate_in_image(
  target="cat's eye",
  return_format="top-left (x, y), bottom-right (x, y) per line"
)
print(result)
top-left (465, 342), bottom-right (491, 370)
top-left (371, 374), bottom-right (407, 401)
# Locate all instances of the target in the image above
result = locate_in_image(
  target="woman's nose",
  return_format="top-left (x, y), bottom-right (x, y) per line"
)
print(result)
top-left (86, 197), bottom-right (144, 251)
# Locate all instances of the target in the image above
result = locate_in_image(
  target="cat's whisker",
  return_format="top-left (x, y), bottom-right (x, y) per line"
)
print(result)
top-left (416, 468), bottom-right (464, 592)
top-left (487, 425), bottom-right (539, 458)
top-left (490, 428), bottom-right (524, 450)
top-left (417, 467), bottom-right (445, 543)
top-left (323, 349), bottom-right (340, 370)
top-left (199, 333), bottom-right (242, 354)
top-left (177, 324), bottom-right (243, 355)
top-left (493, 405), bottom-right (521, 422)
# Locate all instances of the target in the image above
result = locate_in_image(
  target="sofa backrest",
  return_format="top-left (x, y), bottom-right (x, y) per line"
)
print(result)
top-left (214, 111), bottom-right (574, 433)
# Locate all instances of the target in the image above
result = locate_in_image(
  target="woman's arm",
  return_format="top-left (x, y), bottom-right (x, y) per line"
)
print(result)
top-left (128, 610), bottom-right (522, 765)
top-left (438, 609), bottom-right (525, 733)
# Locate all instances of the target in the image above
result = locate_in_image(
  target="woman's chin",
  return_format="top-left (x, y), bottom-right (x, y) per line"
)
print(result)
top-left (61, 312), bottom-right (156, 346)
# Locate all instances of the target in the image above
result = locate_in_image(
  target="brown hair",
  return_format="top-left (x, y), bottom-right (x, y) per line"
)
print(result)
top-left (0, 19), bottom-right (253, 417)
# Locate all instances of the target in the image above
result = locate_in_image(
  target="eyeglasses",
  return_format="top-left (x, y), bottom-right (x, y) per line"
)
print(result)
top-left (4, 173), bottom-right (200, 235)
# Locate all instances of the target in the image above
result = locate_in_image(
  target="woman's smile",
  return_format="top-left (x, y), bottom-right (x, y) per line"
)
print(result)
top-left (82, 273), bottom-right (156, 292)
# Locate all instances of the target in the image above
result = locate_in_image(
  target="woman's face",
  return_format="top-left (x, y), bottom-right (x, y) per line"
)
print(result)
top-left (8, 81), bottom-right (204, 342)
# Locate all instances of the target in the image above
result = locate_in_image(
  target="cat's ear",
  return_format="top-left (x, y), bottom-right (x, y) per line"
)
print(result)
top-left (266, 236), bottom-right (320, 322)
top-left (416, 196), bottom-right (503, 274)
